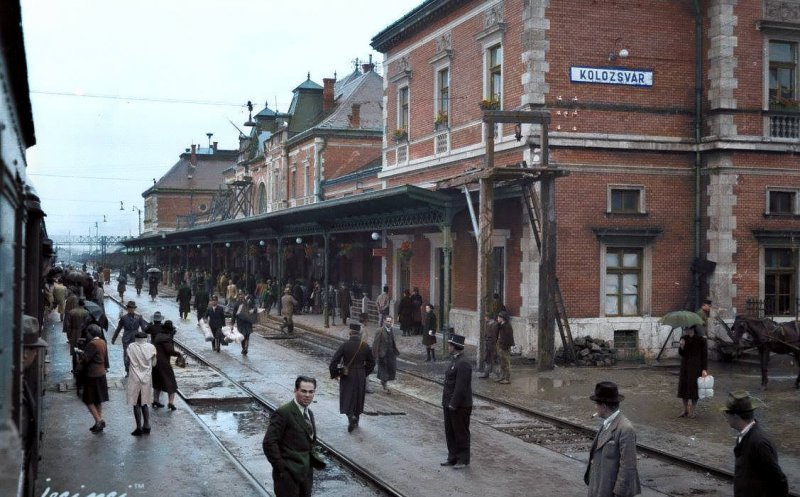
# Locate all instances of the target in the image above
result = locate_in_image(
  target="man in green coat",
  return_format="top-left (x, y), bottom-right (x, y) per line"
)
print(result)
top-left (263, 376), bottom-right (325, 497)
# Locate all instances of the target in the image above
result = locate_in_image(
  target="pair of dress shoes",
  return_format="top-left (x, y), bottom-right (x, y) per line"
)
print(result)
top-left (440, 460), bottom-right (468, 469)
top-left (89, 420), bottom-right (106, 433)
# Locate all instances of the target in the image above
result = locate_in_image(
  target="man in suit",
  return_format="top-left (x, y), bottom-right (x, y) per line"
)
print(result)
top-left (441, 333), bottom-right (473, 469)
top-left (584, 381), bottom-right (641, 497)
top-left (263, 376), bottom-right (325, 497)
top-left (205, 295), bottom-right (227, 352)
top-left (723, 391), bottom-right (788, 497)
top-left (281, 286), bottom-right (299, 334)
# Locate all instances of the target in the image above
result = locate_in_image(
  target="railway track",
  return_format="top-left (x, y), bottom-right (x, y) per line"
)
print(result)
top-left (256, 315), bottom-right (800, 497)
top-left (108, 294), bottom-right (797, 497)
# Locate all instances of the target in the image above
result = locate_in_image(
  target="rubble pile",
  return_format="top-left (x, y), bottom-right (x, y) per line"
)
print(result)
top-left (557, 336), bottom-right (618, 366)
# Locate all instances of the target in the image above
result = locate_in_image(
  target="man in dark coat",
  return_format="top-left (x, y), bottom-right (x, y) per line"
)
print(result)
top-left (441, 333), bottom-right (473, 469)
top-left (194, 286), bottom-right (209, 324)
top-left (205, 296), bottom-right (227, 352)
top-left (329, 324), bottom-right (375, 432)
top-left (338, 283), bottom-right (352, 325)
top-left (495, 311), bottom-right (514, 384)
top-left (263, 376), bottom-right (325, 497)
top-left (372, 316), bottom-right (400, 393)
top-left (281, 287), bottom-right (299, 334)
top-left (480, 312), bottom-right (499, 378)
top-left (397, 289), bottom-right (415, 336)
top-left (235, 295), bottom-right (257, 355)
top-left (176, 282), bottom-right (192, 320)
top-left (723, 391), bottom-right (788, 497)
top-left (111, 300), bottom-right (148, 376)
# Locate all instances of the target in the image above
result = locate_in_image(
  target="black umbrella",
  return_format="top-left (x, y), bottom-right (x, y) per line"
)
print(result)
top-left (83, 301), bottom-right (107, 327)
top-left (146, 267), bottom-right (161, 274)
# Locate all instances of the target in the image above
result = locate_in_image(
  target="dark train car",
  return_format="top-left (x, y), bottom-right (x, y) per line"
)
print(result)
top-left (1, 1), bottom-right (52, 496)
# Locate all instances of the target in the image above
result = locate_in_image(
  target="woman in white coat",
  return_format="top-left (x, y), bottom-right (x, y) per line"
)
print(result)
top-left (126, 331), bottom-right (157, 436)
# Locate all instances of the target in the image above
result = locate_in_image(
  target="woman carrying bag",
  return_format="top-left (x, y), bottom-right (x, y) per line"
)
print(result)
top-left (152, 320), bottom-right (183, 411)
top-left (677, 324), bottom-right (708, 419)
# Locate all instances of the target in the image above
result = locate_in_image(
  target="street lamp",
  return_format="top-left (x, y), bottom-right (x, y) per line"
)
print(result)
top-left (131, 205), bottom-right (143, 236)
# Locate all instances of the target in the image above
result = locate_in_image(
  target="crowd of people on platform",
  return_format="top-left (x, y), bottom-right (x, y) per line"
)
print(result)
top-left (40, 265), bottom-right (790, 497)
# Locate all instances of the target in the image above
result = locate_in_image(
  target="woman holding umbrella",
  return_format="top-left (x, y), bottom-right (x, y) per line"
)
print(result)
top-left (147, 268), bottom-right (160, 302)
top-left (677, 324), bottom-right (708, 418)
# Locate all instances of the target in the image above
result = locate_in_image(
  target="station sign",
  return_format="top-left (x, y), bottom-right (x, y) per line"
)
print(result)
top-left (372, 247), bottom-right (387, 257)
top-left (570, 66), bottom-right (653, 87)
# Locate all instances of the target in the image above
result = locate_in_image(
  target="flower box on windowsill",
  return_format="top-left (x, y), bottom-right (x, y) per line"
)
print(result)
top-left (479, 99), bottom-right (500, 110)
top-left (393, 129), bottom-right (408, 142)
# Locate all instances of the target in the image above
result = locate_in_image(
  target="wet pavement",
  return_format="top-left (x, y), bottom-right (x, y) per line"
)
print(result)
top-left (36, 283), bottom-right (800, 496)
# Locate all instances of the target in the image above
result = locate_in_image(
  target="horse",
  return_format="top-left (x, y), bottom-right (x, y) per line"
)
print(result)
top-left (731, 315), bottom-right (800, 389)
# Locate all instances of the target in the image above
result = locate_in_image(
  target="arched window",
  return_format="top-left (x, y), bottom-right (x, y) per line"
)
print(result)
top-left (258, 183), bottom-right (268, 213)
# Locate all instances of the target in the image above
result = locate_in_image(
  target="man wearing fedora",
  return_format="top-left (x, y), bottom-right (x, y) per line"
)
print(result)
top-left (112, 300), bottom-right (148, 376)
top-left (205, 295), bottom-right (227, 352)
top-left (722, 391), bottom-right (788, 497)
top-left (495, 311), bottom-right (514, 384)
top-left (585, 381), bottom-right (641, 497)
top-left (281, 285), bottom-right (299, 334)
top-left (441, 333), bottom-right (473, 470)
top-left (695, 298), bottom-right (712, 337)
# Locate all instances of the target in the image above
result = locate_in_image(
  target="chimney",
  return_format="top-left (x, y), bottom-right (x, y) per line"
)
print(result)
top-left (190, 144), bottom-right (197, 166)
top-left (349, 104), bottom-right (361, 128)
top-left (323, 78), bottom-right (335, 113)
top-left (212, 141), bottom-right (218, 153)
top-left (362, 63), bottom-right (374, 74)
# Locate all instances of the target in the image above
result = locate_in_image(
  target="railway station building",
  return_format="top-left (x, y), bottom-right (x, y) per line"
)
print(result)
top-left (125, 0), bottom-right (800, 360)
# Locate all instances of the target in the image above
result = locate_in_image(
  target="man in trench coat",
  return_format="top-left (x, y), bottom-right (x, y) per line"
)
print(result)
top-left (585, 381), bottom-right (641, 497)
top-left (329, 324), bottom-right (375, 432)
top-left (372, 316), bottom-right (400, 393)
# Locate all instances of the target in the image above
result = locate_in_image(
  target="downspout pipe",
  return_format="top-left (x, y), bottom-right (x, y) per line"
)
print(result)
top-left (314, 137), bottom-right (327, 202)
top-left (693, 0), bottom-right (703, 309)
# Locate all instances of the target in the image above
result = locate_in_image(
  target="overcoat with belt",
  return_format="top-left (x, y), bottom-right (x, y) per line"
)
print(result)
top-left (329, 336), bottom-right (375, 416)
top-left (263, 401), bottom-right (322, 497)
top-left (584, 412), bottom-right (641, 497)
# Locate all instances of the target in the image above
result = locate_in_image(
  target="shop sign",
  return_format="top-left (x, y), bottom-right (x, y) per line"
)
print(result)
top-left (570, 66), bottom-right (653, 87)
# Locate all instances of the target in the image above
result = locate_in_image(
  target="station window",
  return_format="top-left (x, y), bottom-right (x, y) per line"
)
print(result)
top-left (605, 248), bottom-right (642, 316)
top-left (769, 41), bottom-right (798, 110)
top-left (766, 188), bottom-right (798, 215)
top-left (398, 86), bottom-right (409, 132)
top-left (608, 186), bottom-right (645, 214)
top-left (487, 45), bottom-right (502, 103)
top-left (436, 67), bottom-right (450, 125)
top-left (764, 247), bottom-right (795, 316)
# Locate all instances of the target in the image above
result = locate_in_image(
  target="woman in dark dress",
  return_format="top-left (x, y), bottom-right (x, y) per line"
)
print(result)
top-left (677, 324), bottom-right (708, 418)
top-left (80, 324), bottom-right (109, 433)
top-left (148, 273), bottom-right (159, 302)
top-left (152, 320), bottom-right (182, 411)
top-left (422, 303), bottom-right (438, 362)
top-left (329, 324), bottom-right (375, 432)
top-left (397, 289), bottom-right (415, 337)
top-left (194, 286), bottom-right (209, 324)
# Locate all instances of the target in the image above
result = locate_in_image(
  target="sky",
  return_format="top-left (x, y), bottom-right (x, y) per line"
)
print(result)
top-left (21, 0), bottom-right (422, 239)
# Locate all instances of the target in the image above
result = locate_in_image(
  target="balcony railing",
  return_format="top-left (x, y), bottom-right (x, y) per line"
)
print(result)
top-left (768, 113), bottom-right (800, 139)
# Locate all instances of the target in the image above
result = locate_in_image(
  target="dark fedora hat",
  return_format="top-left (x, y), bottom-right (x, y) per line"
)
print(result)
top-left (348, 323), bottom-right (362, 335)
top-left (134, 331), bottom-right (148, 339)
top-left (125, 300), bottom-right (137, 309)
top-left (448, 333), bottom-right (466, 349)
top-left (722, 391), bottom-right (757, 414)
top-left (590, 381), bottom-right (625, 403)
top-left (23, 315), bottom-right (47, 348)
top-left (497, 310), bottom-right (510, 322)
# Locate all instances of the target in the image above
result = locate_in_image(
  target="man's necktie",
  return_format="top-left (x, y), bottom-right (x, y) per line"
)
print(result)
top-left (303, 408), bottom-right (313, 436)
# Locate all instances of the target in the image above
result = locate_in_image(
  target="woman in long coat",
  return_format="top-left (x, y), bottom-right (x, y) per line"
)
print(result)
top-left (677, 324), bottom-right (708, 418)
top-left (329, 324), bottom-right (375, 432)
top-left (152, 321), bottom-right (182, 411)
top-left (397, 289), bottom-right (415, 336)
top-left (81, 324), bottom-right (109, 433)
top-left (148, 273), bottom-right (159, 302)
top-left (421, 303), bottom-right (437, 362)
